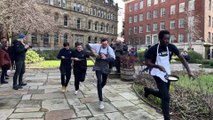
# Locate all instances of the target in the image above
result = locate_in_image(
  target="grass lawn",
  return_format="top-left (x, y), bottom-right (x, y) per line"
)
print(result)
top-left (27, 60), bottom-right (94, 68)
top-left (174, 74), bottom-right (213, 94)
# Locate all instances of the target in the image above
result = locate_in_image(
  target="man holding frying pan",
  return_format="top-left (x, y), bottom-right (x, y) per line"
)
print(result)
top-left (144, 30), bottom-right (195, 120)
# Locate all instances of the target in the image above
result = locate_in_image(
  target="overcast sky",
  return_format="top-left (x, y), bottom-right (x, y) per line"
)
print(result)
top-left (114, 0), bottom-right (125, 37)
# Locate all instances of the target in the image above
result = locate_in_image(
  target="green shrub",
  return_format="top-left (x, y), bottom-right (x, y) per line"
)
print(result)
top-left (25, 50), bottom-right (44, 64)
top-left (187, 50), bottom-right (203, 63)
top-left (36, 50), bottom-right (59, 60)
top-left (137, 49), bottom-right (146, 62)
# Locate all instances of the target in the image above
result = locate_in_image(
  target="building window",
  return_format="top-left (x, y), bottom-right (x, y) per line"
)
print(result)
top-left (212, 33), bottom-right (213, 42)
top-left (74, 2), bottom-right (77, 11)
top-left (49, 0), bottom-right (54, 5)
top-left (208, 32), bottom-right (211, 41)
top-left (170, 35), bottom-right (175, 43)
top-left (178, 34), bottom-right (184, 43)
top-left (188, 16), bottom-right (195, 27)
top-left (54, 32), bottom-right (59, 45)
top-left (188, 0), bottom-right (195, 11)
top-left (209, 0), bottom-right (211, 10)
top-left (111, 26), bottom-right (115, 34)
top-left (161, 0), bottom-right (166, 3)
top-left (153, 10), bottom-right (158, 18)
top-left (153, 35), bottom-right (158, 44)
top-left (212, 17), bottom-right (213, 28)
top-left (43, 33), bottom-right (49, 46)
top-left (187, 32), bottom-right (193, 43)
top-left (160, 22), bottom-right (165, 30)
top-left (134, 26), bottom-right (137, 33)
top-left (139, 26), bottom-right (143, 33)
top-left (77, 18), bottom-right (81, 29)
top-left (134, 3), bottom-right (138, 11)
top-left (146, 24), bottom-right (151, 32)
top-left (147, 11), bottom-right (151, 20)
top-left (179, 18), bottom-right (185, 28)
top-left (134, 15), bottom-right (138, 22)
top-left (140, 1), bottom-right (144, 9)
top-left (100, 23), bottom-right (104, 32)
top-left (129, 27), bottom-right (132, 35)
top-left (139, 13), bottom-right (143, 21)
top-left (88, 21), bottom-right (91, 30)
top-left (153, 23), bottom-right (158, 31)
top-left (64, 15), bottom-right (68, 27)
top-left (88, 36), bottom-right (91, 43)
top-left (146, 35), bottom-right (151, 44)
top-left (209, 16), bottom-right (211, 27)
top-left (63, 33), bottom-right (68, 42)
top-left (57, 0), bottom-right (61, 7)
top-left (170, 5), bottom-right (176, 14)
top-left (160, 8), bottom-right (166, 17)
top-left (106, 24), bottom-right (109, 33)
top-left (75, 35), bottom-right (84, 43)
top-left (170, 20), bottom-right (175, 29)
top-left (129, 4), bottom-right (132, 12)
top-left (129, 16), bottom-right (132, 23)
top-left (61, 0), bottom-right (66, 8)
top-left (95, 22), bottom-right (98, 31)
top-left (31, 33), bottom-right (37, 45)
top-left (154, 0), bottom-right (158, 5)
top-left (179, 2), bottom-right (185, 13)
top-left (147, 0), bottom-right (151, 7)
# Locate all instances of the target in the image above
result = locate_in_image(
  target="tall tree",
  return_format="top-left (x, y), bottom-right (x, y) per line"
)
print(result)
top-left (184, 10), bottom-right (202, 50)
top-left (0, 0), bottom-right (57, 41)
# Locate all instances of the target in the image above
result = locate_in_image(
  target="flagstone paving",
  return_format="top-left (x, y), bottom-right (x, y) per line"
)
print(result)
top-left (0, 68), bottom-right (164, 120)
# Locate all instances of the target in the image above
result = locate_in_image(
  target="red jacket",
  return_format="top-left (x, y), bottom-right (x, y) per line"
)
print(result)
top-left (0, 48), bottom-right (12, 68)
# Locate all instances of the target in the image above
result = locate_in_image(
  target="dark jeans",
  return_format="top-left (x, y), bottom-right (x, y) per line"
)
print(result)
top-left (60, 65), bottom-right (71, 87)
top-left (109, 60), bottom-right (114, 69)
top-left (13, 61), bottom-right (25, 86)
top-left (1, 66), bottom-right (7, 83)
top-left (74, 68), bottom-right (86, 90)
top-left (115, 56), bottom-right (121, 73)
top-left (95, 70), bottom-right (108, 101)
top-left (146, 76), bottom-right (170, 120)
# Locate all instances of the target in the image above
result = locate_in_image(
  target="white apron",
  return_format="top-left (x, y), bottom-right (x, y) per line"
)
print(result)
top-left (150, 44), bottom-right (171, 83)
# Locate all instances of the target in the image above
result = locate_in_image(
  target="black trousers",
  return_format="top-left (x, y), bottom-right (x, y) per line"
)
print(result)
top-left (74, 68), bottom-right (86, 90)
top-left (13, 61), bottom-right (25, 86)
top-left (115, 56), bottom-right (121, 73)
top-left (146, 76), bottom-right (170, 120)
top-left (95, 70), bottom-right (108, 101)
top-left (1, 66), bottom-right (7, 83)
top-left (59, 65), bottom-right (71, 87)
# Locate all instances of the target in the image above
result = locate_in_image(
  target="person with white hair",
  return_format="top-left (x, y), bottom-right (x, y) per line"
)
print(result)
top-left (12, 34), bottom-right (30, 90)
top-left (113, 39), bottom-right (123, 73)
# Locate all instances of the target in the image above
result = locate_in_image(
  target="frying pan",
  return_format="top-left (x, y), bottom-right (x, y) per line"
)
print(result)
top-left (164, 72), bottom-right (179, 82)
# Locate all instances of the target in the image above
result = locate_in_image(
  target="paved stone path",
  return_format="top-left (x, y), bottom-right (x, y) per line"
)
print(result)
top-left (0, 68), bottom-right (163, 120)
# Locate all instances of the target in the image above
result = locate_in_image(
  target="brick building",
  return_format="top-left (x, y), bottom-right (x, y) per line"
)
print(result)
top-left (124, 0), bottom-right (213, 59)
top-left (24, 0), bottom-right (118, 49)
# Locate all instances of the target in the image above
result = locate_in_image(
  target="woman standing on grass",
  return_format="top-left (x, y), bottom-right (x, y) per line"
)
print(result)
top-left (72, 42), bottom-right (94, 95)
top-left (57, 42), bottom-right (73, 92)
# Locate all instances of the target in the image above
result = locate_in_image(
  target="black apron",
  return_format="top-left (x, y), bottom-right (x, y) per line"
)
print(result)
top-left (93, 46), bottom-right (111, 74)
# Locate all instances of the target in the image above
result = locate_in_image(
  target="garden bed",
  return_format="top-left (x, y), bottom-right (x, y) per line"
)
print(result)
top-left (133, 71), bottom-right (212, 120)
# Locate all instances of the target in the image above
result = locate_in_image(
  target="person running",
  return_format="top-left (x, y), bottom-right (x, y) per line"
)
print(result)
top-left (86, 38), bottom-right (115, 109)
top-left (57, 42), bottom-right (73, 92)
top-left (0, 39), bottom-right (11, 84)
top-left (144, 30), bottom-right (195, 120)
top-left (72, 42), bottom-right (93, 95)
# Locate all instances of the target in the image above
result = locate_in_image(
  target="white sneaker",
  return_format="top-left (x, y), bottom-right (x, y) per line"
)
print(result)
top-left (99, 101), bottom-right (104, 109)
top-left (74, 90), bottom-right (78, 95)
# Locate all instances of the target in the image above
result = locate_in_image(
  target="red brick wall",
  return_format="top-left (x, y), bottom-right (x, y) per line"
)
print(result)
top-left (124, 0), bottom-right (204, 45)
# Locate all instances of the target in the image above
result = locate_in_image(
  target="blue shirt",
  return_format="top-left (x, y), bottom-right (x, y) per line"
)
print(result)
top-left (89, 44), bottom-right (115, 59)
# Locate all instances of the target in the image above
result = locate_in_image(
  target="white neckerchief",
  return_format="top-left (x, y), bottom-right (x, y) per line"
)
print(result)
top-left (150, 44), bottom-right (171, 83)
